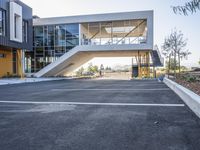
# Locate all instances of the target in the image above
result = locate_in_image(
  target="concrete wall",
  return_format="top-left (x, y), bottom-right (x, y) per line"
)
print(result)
top-left (164, 77), bottom-right (200, 119)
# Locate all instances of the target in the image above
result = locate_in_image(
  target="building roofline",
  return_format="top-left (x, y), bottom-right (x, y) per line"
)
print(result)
top-left (14, 0), bottom-right (33, 11)
top-left (33, 10), bottom-right (153, 26)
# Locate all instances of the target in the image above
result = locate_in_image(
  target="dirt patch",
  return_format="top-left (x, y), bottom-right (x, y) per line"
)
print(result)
top-left (172, 77), bottom-right (200, 96)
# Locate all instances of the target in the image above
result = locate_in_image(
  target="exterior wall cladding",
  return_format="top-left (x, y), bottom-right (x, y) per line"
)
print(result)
top-left (0, 0), bottom-right (33, 50)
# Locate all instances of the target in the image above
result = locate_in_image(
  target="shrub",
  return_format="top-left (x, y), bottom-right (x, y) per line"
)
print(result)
top-left (185, 75), bottom-right (197, 82)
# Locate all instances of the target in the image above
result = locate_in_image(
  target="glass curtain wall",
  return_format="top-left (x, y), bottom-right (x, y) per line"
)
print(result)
top-left (33, 24), bottom-right (79, 72)
top-left (32, 20), bottom-right (147, 72)
top-left (81, 19), bottom-right (147, 46)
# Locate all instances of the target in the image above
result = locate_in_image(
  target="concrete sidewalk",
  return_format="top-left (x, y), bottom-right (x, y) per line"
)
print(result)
top-left (0, 78), bottom-right (70, 85)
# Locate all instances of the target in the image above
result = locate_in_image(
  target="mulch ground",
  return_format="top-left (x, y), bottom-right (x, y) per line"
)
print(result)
top-left (173, 78), bottom-right (200, 96)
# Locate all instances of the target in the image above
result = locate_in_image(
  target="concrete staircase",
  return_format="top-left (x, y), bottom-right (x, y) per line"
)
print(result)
top-left (151, 49), bottom-right (164, 67)
top-left (33, 44), bottom-right (164, 77)
top-left (34, 46), bottom-right (93, 77)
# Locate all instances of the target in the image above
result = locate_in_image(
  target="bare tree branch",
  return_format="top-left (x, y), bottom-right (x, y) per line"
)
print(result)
top-left (173, 0), bottom-right (200, 15)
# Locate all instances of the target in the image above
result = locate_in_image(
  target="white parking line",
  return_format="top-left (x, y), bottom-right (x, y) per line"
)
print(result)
top-left (0, 101), bottom-right (185, 107)
top-left (51, 88), bottom-right (170, 91)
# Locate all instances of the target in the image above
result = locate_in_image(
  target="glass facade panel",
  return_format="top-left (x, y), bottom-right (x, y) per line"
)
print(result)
top-left (66, 24), bottom-right (79, 36)
top-left (89, 23), bottom-right (101, 45)
top-left (100, 22), bottom-right (112, 45)
top-left (44, 50), bottom-right (55, 66)
top-left (32, 23), bottom-right (79, 72)
top-left (66, 37), bottom-right (79, 46)
top-left (22, 20), bottom-right (28, 42)
top-left (80, 19), bottom-right (147, 46)
top-left (55, 25), bottom-right (66, 46)
top-left (35, 57), bottom-right (44, 72)
top-left (47, 26), bottom-right (55, 47)
top-left (14, 15), bottom-right (17, 38)
top-left (44, 26), bottom-right (48, 46)
top-left (25, 51), bottom-right (34, 73)
top-left (34, 26), bottom-right (44, 46)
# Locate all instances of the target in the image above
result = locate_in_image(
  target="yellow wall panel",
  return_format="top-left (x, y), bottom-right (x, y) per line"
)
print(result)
top-left (0, 49), bottom-right (13, 77)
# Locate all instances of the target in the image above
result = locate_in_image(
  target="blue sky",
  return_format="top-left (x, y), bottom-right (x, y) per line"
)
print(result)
top-left (23, 0), bottom-right (200, 67)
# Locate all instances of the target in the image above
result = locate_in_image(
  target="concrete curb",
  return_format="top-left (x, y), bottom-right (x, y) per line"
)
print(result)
top-left (0, 78), bottom-right (70, 86)
top-left (164, 77), bottom-right (200, 118)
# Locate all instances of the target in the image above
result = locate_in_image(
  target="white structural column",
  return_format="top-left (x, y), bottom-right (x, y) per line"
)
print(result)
top-left (22, 50), bottom-right (25, 75)
top-left (79, 24), bottom-right (81, 45)
top-left (9, 2), bottom-right (22, 43)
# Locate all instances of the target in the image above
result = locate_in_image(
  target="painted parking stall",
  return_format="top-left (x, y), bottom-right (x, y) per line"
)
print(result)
top-left (0, 79), bottom-right (200, 150)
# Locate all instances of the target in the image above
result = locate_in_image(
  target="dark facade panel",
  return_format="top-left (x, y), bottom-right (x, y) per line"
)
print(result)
top-left (0, 0), bottom-right (32, 50)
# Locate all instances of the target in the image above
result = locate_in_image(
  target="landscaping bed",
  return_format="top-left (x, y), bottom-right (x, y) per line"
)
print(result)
top-left (170, 72), bottom-right (200, 96)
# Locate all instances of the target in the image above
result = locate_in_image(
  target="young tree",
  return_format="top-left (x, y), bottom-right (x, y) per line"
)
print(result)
top-left (162, 29), bottom-right (191, 77)
top-left (162, 37), bottom-right (172, 76)
top-left (87, 63), bottom-right (99, 74)
top-left (93, 65), bottom-right (99, 73)
top-left (173, 0), bottom-right (200, 15)
top-left (87, 63), bottom-right (93, 73)
top-left (105, 66), bottom-right (111, 70)
top-left (76, 67), bottom-right (84, 77)
top-left (166, 58), bottom-right (179, 71)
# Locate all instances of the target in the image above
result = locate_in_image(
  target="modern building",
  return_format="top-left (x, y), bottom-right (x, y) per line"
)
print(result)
top-left (0, 0), bottom-right (32, 77)
top-left (29, 10), bottom-right (163, 78)
top-left (0, 0), bottom-right (162, 78)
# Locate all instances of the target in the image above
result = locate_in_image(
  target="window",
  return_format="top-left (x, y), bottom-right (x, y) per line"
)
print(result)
top-left (44, 26), bottom-right (48, 46)
top-left (81, 20), bottom-right (147, 45)
top-left (9, 2), bottom-right (23, 42)
top-left (55, 25), bottom-right (66, 46)
top-left (65, 24), bottom-right (79, 47)
top-left (0, 9), bottom-right (6, 36)
top-left (14, 15), bottom-right (17, 38)
top-left (66, 24), bottom-right (79, 36)
top-left (34, 26), bottom-right (44, 46)
top-left (14, 14), bottom-right (22, 40)
top-left (47, 26), bottom-right (54, 47)
top-left (0, 53), bottom-right (6, 58)
top-left (12, 50), bottom-right (17, 74)
top-left (22, 20), bottom-right (28, 42)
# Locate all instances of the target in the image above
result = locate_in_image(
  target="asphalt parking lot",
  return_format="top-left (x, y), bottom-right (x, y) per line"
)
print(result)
top-left (0, 79), bottom-right (200, 150)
